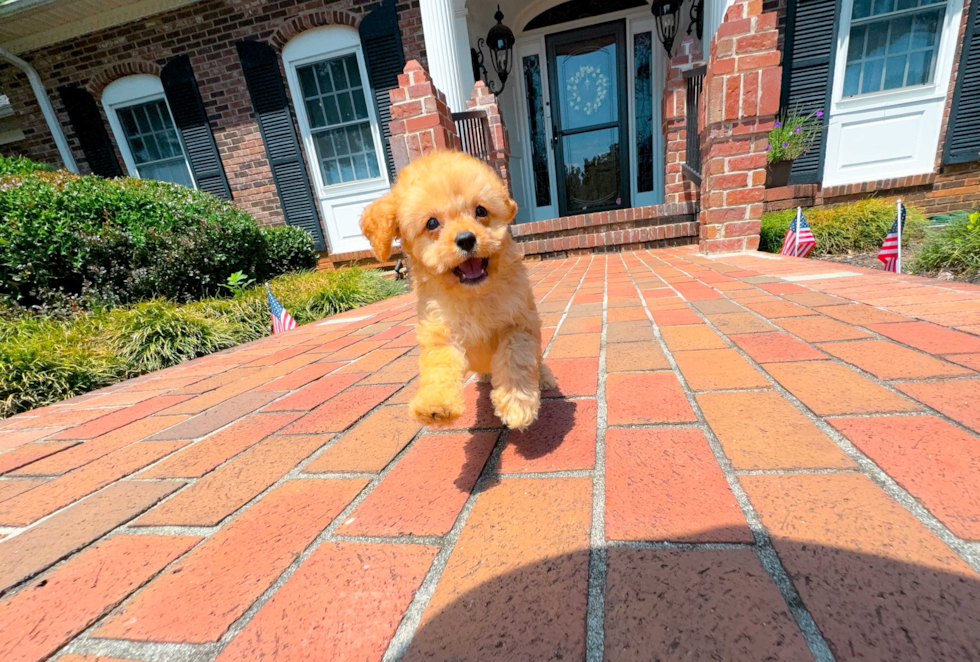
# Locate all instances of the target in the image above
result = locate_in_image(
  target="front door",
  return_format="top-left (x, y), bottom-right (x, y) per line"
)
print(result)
top-left (546, 21), bottom-right (630, 217)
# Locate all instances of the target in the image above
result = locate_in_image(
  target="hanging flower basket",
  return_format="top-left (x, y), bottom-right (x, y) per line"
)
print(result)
top-left (766, 160), bottom-right (793, 188)
top-left (765, 109), bottom-right (824, 187)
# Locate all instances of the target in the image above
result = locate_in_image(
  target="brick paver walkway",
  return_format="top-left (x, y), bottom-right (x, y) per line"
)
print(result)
top-left (3, 246), bottom-right (980, 662)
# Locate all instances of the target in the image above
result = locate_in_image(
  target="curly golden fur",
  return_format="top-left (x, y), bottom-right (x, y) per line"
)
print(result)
top-left (360, 150), bottom-right (555, 430)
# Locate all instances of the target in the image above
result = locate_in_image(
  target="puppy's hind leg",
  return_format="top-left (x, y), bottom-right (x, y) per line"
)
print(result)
top-left (539, 362), bottom-right (557, 391)
top-left (490, 330), bottom-right (541, 431)
top-left (410, 343), bottom-right (468, 426)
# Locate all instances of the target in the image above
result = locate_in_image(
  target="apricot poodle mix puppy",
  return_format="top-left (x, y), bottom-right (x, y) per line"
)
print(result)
top-left (360, 150), bottom-right (555, 430)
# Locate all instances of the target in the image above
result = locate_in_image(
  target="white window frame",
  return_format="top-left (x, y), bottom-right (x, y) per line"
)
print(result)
top-left (823, 0), bottom-right (963, 186)
top-left (101, 74), bottom-right (196, 187)
top-left (281, 26), bottom-right (390, 198)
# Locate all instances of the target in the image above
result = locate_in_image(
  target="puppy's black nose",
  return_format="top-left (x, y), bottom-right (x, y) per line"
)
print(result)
top-left (455, 231), bottom-right (477, 252)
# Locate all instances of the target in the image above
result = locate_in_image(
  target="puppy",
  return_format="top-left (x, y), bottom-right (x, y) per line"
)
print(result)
top-left (360, 150), bottom-right (555, 430)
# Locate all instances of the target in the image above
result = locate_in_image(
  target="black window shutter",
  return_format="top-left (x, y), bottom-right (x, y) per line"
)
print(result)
top-left (944, 0), bottom-right (980, 165)
top-left (160, 55), bottom-right (233, 200)
top-left (360, 0), bottom-right (406, 182)
top-left (236, 40), bottom-right (326, 252)
top-left (781, 0), bottom-right (842, 184)
top-left (57, 85), bottom-right (122, 178)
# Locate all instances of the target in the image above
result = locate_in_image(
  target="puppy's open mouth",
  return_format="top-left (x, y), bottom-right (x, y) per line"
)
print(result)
top-left (452, 257), bottom-right (489, 285)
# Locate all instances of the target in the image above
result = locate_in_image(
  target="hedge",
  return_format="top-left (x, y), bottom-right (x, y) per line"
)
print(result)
top-left (0, 160), bottom-right (318, 309)
top-left (760, 198), bottom-right (927, 256)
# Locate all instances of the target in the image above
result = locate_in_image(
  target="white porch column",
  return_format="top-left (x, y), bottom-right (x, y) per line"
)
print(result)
top-left (420, 0), bottom-right (469, 112)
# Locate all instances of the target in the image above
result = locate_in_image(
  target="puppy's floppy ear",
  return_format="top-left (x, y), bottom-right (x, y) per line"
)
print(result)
top-left (360, 192), bottom-right (400, 261)
top-left (504, 197), bottom-right (518, 223)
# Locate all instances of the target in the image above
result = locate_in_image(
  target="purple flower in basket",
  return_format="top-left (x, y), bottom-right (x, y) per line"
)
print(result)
top-left (816, 110), bottom-right (824, 118)
top-left (781, 141), bottom-right (789, 148)
top-left (774, 121), bottom-right (782, 128)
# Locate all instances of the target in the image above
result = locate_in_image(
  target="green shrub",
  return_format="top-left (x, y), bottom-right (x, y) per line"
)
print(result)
top-left (0, 154), bottom-right (54, 177)
top-left (759, 198), bottom-right (927, 255)
top-left (262, 225), bottom-right (319, 277)
top-left (0, 267), bottom-right (405, 418)
top-left (0, 173), bottom-right (268, 307)
top-left (912, 211), bottom-right (980, 277)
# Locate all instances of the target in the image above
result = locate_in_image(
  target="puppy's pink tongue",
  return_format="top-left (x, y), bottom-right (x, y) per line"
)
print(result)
top-left (458, 257), bottom-right (484, 279)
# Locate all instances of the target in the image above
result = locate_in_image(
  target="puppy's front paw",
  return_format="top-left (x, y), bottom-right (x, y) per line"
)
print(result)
top-left (539, 363), bottom-right (558, 391)
top-left (491, 387), bottom-right (540, 431)
top-left (410, 387), bottom-right (464, 426)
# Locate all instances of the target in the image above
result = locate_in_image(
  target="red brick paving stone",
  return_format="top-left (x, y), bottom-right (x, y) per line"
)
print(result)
top-left (660, 324), bottom-right (727, 351)
top-left (246, 345), bottom-right (312, 366)
top-left (605, 372), bottom-right (696, 425)
top-left (0, 478), bottom-right (46, 503)
top-left (540, 357), bottom-right (599, 397)
top-left (149, 390), bottom-right (285, 441)
top-left (741, 299), bottom-right (818, 319)
top-left (359, 353), bottom-right (419, 385)
top-left (0, 480), bottom-right (182, 594)
top-left (499, 399), bottom-right (596, 472)
top-left (329, 339), bottom-right (389, 360)
top-left (136, 434), bottom-right (328, 527)
top-left (697, 392), bottom-right (855, 470)
top-left (831, 416), bottom-right (980, 540)
top-left (572, 292), bottom-right (603, 304)
top-left (606, 320), bottom-right (654, 343)
top-left (566, 302), bottom-right (602, 317)
top-left (374, 323), bottom-right (413, 340)
top-left (649, 308), bottom-right (705, 327)
top-left (674, 281), bottom-right (723, 300)
top-left (12, 415), bottom-right (188, 476)
top-left (338, 347), bottom-right (412, 375)
top-left (758, 282), bottom-right (808, 295)
top-left (867, 320), bottom-right (980, 355)
top-left (742, 473), bottom-right (980, 661)
top-left (0, 440), bottom-right (189, 526)
top-left (605, 428), bottom-right (752, 542)
top-left (282, 384), bottom-right (401, 435)
top-left (705, 312), bottom-right (777, 334)
top-left (561, 316), bottom-right (602, 334)
top-left (263, 373), bottom-right (366, 411)
top-left (170, 366), bottom-right (260, 396)
top-left (948, 352), bottom-right (980, 371)
top-left (0, 534), bottom-right (200, 662)
top-left (1, 407), bottom-right (120, 431)
top-left (774, 315), bottom-right (872, 342)
top-left (673, 349), bottom-right (770, 391)
top-left (819, 339), bottom-right (974, 380)
top-left (387, 378), bottom-right (418, 405)
top-left (140, 411), bottom-right (301, 479)
top-left (0, 429), bottom-right (54, 452)
top-left (729, 331), bottom-right (828, 363)
top-left (547, 333), bottom-right (601, 358)
top-left (781, 291), bottom-right (848, 307)
top-left (607, 307), bottom-right (648, 322)
top-left (765, 361), bottom-right (922, 416)
top-left (214, 542), bottom-right (437, 662)
top-left (403, 477), bottom-right (590, 661)
top-left (604, 547), bottom-right (809, 661)
top-left (896, 379), bottom-right (980, 434)
top-left (0, 442), bottom-right (77, 475)
top-left (308, 335), bottom-right (360, 354)
top-left (604, 342), bottom-right (669, 373)
top-left (642, 287), bottom-right (675, 299)
top-left (819, 303), bottom-right (909, 325)
top-left (93, 478), bottom-right (367, 643)
top-left (339, 431), bottom-right (498, 537)
top-left (255, 361), bottom-right (344, 391)
top-left (304, 406), bottom-right (419, 473)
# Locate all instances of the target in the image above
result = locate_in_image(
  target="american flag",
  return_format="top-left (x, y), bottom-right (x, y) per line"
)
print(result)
top-left (779, 209), bottom-right (817, 257)
top-left (266, 283), bottom-right (297, 334)
top-left (877, 203), bottom-right (907, 273)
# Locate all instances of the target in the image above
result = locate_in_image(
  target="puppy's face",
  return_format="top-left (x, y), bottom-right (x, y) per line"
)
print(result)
top-left (361, 152), bottom-right (517, 292)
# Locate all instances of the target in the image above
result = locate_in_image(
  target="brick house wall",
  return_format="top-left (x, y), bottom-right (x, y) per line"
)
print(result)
top-left (0, 0), bottom-right (427, 227)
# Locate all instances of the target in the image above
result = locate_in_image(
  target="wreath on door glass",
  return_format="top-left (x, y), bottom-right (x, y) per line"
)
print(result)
top-left (566, 65), bottom-right (609, 116)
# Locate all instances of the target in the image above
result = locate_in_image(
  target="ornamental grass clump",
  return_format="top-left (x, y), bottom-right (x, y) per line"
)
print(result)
top-left (766, 109), bottom-right (824, 164)
top-left (913, 211), bottom-right (980, 278)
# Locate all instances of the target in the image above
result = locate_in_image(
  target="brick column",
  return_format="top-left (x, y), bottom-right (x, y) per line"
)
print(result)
top-left (698, 0), bottom-right (781, 254)
top-left (466, 80), bottom-right (512, 193)
top-left (663, 36), bottom-right (703, 205)
top-left (387, 60), bottom-right (460, 174)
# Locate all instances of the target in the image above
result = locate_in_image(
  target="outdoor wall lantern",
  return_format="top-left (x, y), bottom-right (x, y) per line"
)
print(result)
top-left (688, 0), bottom-right (704, 41)
top-left (471, 6), bottom-right (515, 95)
top-left (651, 0), bottom-right (684, 56)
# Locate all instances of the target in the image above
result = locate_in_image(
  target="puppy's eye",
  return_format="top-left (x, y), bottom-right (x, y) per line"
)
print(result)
top-left (425, 218), bottom-right (440, 231)
top-left (475, 205), bottom-right (488, 218)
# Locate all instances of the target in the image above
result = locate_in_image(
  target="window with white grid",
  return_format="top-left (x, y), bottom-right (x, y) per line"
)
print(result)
top-left (296, 54), bottom-right (381, 186)
top-left (116, 99), bottom-right (193, 187)
top-left (843, 0), bottom-right (948, 97)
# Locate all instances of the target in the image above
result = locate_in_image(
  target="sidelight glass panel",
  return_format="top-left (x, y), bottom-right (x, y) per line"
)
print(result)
top-left (634, 32), bottom-right (654, 194)
top-left (522, 54), bottom-right (551, 208)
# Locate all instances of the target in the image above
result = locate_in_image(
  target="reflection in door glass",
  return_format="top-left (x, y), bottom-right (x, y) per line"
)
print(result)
top-left (554, 34), bottom-right (619, 131)
top-left (563, 128), bottom-right (621, 211)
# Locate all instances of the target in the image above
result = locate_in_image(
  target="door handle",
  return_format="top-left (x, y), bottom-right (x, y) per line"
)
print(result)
top-left (551, 124), bottom-right (558, 151)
